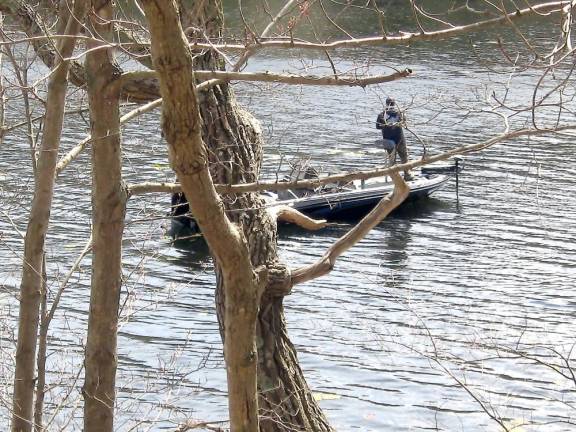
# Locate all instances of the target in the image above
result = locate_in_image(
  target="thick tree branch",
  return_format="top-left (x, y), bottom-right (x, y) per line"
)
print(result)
top-left (290, 172), bottom-right (409, 285)
top-left (127, 181), bottom-right (180, 195)
top-left (177, 2), bottom-right (566, 52)
top-left (10, 0), bottom-right (89, 429)
top-left (121, 68), bottom-right (413, 87)
top-left (269, 205), bottom-right (327, 230)
top-left (82, 1), bottom-right (127, 430)
top-left (139, 1), bottom-right (261, 430)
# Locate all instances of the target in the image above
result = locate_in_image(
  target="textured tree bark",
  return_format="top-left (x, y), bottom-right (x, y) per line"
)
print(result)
top-left (0, 11), bottom-right (4, 147)
top-left (82, 2), bottom-right (126, 431)
top-left (11, 3), bottom-right (88, 431)
top-left (140, 1), bottom-right (262, 430)
top-left (179, 2), bottom-right (334, 430)
top-left (33, 256), bottom-right (47, 432)
top-left (203, 80), bottom-right (333, 432)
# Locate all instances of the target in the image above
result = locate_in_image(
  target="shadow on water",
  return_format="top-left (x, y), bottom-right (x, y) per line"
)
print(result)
top-left (163, 195), bottom-right (458, 276)
top-left (167, 237), bottom-right (212, 269)
top-left (378, 218), bottom-right (412, 272)
top-left (278, 195), bottom-right (455, 240)
top-left (390, 195), bottom-right (457, 218)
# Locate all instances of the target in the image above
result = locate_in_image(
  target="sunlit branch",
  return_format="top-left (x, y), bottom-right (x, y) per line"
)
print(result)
top-left (318, 0), bottom-right (354, 39)
top-left (268, 205), bottom-right (327, 231)
top-left (34, 1), bottom-right (562, 61)
top-left (127, 181), bottom-right (180, 196)
top-left (547, 0), bottom-right (576, 63)
top-left (55, 97), bottom-right (163, 175)
top-left (409, 0), bottom-right (427, 34)
top-left (232, 0), bottom-right (299, 72)
top-left (121, 68), bottom-right (413, 88)
top-left (179, 2), bottom-right (566, 52)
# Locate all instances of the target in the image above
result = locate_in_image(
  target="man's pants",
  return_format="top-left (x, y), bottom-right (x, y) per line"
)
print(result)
top-left (383, 138), bottom-right (411, 179)
top-left (383, 138), bottom-right (408, 166)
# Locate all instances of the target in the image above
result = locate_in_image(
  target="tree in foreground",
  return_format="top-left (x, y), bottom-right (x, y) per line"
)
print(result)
top-left (8, 2), bottom-right (88, 430)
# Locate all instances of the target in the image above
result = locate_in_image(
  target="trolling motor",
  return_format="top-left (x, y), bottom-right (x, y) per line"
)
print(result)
top-left (454, 156), bottom-right (462, 201)
top-left (420, 157), bottom-right (463, 175)
top-left (420, 156), bottom-right (464, 201)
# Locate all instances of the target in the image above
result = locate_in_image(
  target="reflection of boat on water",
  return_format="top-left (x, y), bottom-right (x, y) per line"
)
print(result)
top-left (169, 159), bottom-right (463, 240)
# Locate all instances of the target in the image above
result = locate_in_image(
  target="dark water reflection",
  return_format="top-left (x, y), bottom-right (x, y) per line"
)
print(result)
top-left (1, 7), bottom-right (576, 432)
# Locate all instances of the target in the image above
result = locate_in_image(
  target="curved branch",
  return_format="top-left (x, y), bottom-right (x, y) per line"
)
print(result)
top-left (290, 172), bottom-right (409, 285)
top-left (270, 205), bottom-right (327, 231)
top-left (180, 2), bottom-right (566, 53)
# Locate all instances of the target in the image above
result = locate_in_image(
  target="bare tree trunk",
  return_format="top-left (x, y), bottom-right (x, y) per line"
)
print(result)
top-left (0, 11), bottom-right (4, 147)
top-left (141, 1), bottom-right (263, 430)
top-left (202, 83), bottom-right (333, 432)
top-left (11, 3), bottom-right (88, 431)
top-left (81, 2), bottom-right (126, 431)
top-left (179, 2), bottom-right (334, 430)
top-left (33, 256), bottom-right (47, 432)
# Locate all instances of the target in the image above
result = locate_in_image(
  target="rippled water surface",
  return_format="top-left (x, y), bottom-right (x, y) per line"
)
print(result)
top-left (1, 19), bottom-right (576, 432)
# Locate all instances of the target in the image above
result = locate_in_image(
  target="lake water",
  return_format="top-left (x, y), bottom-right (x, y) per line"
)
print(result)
top-left (1, 12), bottom-right (576, 432)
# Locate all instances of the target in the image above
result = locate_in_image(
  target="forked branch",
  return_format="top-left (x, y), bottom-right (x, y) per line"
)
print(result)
top-left (269, 205), bottom-right (327, 231)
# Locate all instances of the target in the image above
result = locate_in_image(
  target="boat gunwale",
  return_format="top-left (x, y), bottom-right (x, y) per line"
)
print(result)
top-left (279, 173), bottom-right (452, 211)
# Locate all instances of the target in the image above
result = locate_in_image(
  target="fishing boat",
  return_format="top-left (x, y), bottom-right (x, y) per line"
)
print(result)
top-left (168, 158), bottom-right (462, 239)
top-left (269, 160), bottom-right (461, 220)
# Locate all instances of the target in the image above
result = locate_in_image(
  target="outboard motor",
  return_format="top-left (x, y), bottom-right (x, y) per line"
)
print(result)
top-left (168, 192), bottom-right (199, 239)
top-left (278, 162), bottom-right (321, 200)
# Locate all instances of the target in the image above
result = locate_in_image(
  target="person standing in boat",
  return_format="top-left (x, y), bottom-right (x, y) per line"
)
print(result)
top-left (376, 97), bottom-right (413, 181)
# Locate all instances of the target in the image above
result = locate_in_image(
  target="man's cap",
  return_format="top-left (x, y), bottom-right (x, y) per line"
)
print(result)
top-left (386, 97), bottom-right (396, 106)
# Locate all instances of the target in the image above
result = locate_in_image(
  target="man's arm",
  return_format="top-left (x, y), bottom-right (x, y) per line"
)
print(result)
top-left (376, 111), bottom-right (385, 129)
